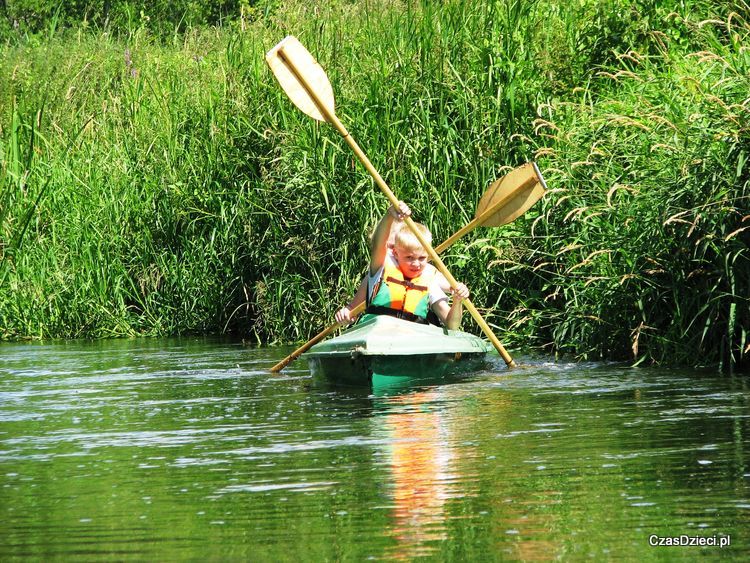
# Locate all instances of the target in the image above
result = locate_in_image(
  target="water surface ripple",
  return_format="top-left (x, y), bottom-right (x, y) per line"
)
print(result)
top-left (1, 339), bottom-right (748, 559)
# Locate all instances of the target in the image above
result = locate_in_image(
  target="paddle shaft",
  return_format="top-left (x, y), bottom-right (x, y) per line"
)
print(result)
top-left (277, 47), bottom-right (515, 367)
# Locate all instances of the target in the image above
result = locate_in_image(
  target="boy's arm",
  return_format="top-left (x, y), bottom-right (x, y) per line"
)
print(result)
top-left (431, 283), bottom-right (469, 330)
top-left (335, 278), bottom-right (367, 324)
top-left (369, 202), bottom-right (410, 276)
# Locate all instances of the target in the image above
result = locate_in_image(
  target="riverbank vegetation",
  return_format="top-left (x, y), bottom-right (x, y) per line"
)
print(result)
top-left (1, 0), bottom-right (748, 370)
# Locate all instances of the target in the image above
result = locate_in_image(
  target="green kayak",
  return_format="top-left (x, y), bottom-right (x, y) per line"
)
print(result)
top-left (303, 314), bottom-right (493, 387)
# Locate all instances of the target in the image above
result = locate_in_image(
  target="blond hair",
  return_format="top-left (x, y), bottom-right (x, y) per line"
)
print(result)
top-left (394, 222), bottom-right (432, 250)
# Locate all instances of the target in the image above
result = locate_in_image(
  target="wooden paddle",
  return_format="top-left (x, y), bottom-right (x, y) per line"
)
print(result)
top-left (266, 36), bottom-right (534, 367)
top-left (269, 163), bottom-right (546, 372)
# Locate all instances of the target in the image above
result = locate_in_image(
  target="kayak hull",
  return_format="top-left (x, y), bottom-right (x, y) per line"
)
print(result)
top-left (303, 315), bottom-right (492, 387)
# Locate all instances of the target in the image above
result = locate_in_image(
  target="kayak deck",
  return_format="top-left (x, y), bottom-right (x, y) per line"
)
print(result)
top-left (303, 315), bottom-right (493, 386)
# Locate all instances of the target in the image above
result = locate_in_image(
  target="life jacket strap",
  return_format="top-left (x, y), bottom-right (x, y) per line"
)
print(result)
top-left (385, 275), bottom-right (429, 292)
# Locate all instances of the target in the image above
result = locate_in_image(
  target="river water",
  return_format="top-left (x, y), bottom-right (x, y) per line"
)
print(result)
top-left (1, 337), bottom-right (748, 560)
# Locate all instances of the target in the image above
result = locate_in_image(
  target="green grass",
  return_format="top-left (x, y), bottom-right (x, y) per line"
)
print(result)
top-left (1, 0), bottom-right (748, 370)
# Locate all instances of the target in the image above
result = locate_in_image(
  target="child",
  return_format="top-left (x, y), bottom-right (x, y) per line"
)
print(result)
top-left (337, 202), bottom-right (468, 330)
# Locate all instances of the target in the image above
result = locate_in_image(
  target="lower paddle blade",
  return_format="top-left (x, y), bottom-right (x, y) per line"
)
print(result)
top-left (477, 162), bottom-right (546, 227)
top-left (266, 36), bottom-right (335, 122)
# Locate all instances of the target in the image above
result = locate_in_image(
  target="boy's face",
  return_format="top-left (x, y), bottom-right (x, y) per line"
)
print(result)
top-left (393, 243), bottom-right (429, 278)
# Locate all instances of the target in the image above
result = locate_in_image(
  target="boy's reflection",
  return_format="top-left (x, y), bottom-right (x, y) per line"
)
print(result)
top-left (379, 389), bottom-right (463, 558)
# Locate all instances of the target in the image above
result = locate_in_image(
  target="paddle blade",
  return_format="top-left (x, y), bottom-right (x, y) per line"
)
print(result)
top-left (266, 36), bottom-right (335, 122)
top-left (476, 162), bottom-right (546, 227)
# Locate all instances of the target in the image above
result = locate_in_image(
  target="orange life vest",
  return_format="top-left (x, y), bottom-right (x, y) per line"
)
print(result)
top-left (364, 256), bottom-right (437, 324)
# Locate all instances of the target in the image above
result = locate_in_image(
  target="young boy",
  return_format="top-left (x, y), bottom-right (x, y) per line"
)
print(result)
top-left (336, 202), bottom-right (468, 330)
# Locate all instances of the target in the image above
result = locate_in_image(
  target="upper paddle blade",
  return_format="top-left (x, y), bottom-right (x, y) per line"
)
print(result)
top-left (265, 36), bottom-right (335, 122)
top-left (476, 162), bottom-right (546, 227)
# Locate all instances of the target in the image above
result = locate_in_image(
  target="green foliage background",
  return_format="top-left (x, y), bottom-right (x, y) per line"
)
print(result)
top-left (1, 0), bottom-right (748, 370)
top-left (0, 1), bottom-right (253, 35)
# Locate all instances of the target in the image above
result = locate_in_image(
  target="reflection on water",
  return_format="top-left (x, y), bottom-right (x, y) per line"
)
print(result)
top-left (0, 340), bottom-right (748, 559)
top-left (377, 390), bottom-right (458, 558)
top-left (373, 383), bottom-right (561, 561)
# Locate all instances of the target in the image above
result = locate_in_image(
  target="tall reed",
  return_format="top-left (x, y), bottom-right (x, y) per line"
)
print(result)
top-left (518, 2), bottom-right (750, 369)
